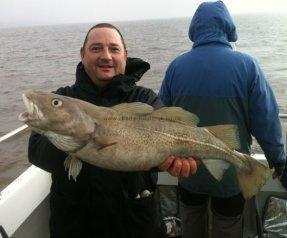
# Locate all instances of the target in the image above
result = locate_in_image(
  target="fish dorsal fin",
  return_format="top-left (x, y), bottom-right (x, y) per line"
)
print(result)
top-left (205, 124), bottom-right (240, 150)
top-left (151, 107), bottom-right (199, 125)
top-left (112, 102), bottom-right (154, 115)
top-left (202, 159), bottom-right (230, 181)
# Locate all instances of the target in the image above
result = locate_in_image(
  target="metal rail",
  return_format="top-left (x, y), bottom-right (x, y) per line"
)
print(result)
top-left (0, 125), bottom-right (28, 143)
top-left (280, 113), bottom-right (287, 119)
top-left (1, 114), bottom-right (287, 143)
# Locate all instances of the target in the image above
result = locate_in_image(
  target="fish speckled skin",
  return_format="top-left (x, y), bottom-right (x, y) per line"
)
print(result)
top-left (19, 90), bottom-right (271, 199)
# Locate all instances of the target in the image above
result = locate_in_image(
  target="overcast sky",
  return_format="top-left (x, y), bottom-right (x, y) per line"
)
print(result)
top-left (1, 0), bottom-right (287, 27)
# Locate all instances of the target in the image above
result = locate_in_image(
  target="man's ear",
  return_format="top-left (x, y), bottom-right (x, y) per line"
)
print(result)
top-left (124, 49), bottom-right (128, 60)
top-left (80, 47), bottom-right (85, 60)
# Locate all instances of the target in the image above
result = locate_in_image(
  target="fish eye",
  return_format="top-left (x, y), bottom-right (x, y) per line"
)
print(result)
top-left (52, 99), bottom-right (63, 107)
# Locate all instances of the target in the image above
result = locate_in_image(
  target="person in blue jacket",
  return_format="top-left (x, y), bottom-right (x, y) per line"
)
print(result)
top-left (159, 1), bottom-right (286, 237)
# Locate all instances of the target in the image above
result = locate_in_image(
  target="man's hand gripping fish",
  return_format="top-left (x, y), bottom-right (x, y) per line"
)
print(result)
top-left (19, 90), bottom-right (271, 199)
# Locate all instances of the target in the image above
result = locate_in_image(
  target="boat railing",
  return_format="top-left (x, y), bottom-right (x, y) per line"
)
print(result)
top-left (0, 125), bottom-right (28, 143)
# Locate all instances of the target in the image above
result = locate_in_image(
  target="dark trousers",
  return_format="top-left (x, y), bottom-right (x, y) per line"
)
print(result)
top-left (179, 185), bottom-right (245, 238)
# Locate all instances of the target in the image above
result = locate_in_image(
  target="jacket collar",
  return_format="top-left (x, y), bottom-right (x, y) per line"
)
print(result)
top-left (75, 57), bottom-right (150, 97)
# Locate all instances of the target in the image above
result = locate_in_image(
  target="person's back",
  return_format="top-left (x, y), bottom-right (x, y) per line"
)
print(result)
top-left (159, 1), bottom-right (286, 237)
top-left (164, 42), bottom-right (262, 153)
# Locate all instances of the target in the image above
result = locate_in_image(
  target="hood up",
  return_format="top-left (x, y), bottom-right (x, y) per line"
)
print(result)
top-left (189, 1), bottom-right (237, 48)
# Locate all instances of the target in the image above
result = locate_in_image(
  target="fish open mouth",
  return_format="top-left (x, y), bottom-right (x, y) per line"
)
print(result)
top-left (18, 94), bottom-right (44, 122)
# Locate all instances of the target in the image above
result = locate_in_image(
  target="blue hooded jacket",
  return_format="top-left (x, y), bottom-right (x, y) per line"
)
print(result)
top-left (159, 1), bottom-right (285, 197)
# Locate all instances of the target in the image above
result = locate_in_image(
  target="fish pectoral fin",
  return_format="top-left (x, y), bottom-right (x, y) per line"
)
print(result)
top-left (112, 102), bottom-right (154, 115)
top-left (202, 159), bottom-right (230, 181)
top-left (205, 125), bottom-right (240, 150)
top-left (151, 107), bottom-right (199, 125)
top-left (93, 136), bottom-right (118, 151)
top-left (64, 155), bottom-right (83, 181)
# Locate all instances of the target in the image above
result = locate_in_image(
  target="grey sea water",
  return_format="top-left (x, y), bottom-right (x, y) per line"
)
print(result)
top-left (0, 14), bottom-right (287, 190)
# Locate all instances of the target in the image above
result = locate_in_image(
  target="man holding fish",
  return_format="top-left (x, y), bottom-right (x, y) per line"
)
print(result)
top-left (25, 23), bottom-right (196, 238)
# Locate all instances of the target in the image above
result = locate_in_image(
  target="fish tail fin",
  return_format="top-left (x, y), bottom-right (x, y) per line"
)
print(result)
top-left (236, 154), bottom-right (271, 199)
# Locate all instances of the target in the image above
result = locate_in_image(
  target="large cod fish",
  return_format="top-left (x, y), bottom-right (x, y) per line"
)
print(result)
top-left (19, 90), bottom-right (271, 199)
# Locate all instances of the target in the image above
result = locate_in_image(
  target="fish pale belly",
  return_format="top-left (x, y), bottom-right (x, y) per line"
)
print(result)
top-left (73, 134), bottom-right (239, 173)
top-left (72, 120), bottom-right (246, 172)
top-left (75, 140), bottom-right (168, 171)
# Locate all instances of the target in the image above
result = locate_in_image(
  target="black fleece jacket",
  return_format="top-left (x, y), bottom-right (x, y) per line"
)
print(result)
top-left (28, 58), bottom-right (166, 238)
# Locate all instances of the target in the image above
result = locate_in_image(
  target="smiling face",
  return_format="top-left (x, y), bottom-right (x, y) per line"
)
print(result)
top-left (80, 27), bottom-right (128, 87)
